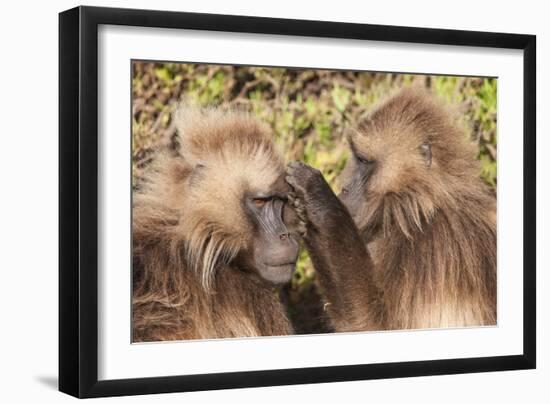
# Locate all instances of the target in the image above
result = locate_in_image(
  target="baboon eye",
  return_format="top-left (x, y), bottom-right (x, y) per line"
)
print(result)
top-left (356, 155), bottom-right (372, 165)
top-left (252, 197), bottom-right (271, 208)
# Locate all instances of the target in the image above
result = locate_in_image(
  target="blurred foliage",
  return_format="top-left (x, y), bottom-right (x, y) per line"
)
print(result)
top-left (132, 62), bottom-right (497, 334)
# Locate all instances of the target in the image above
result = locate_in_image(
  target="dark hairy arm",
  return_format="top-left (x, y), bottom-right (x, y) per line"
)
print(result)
top-left (286, 162), bottom-right (385, 331)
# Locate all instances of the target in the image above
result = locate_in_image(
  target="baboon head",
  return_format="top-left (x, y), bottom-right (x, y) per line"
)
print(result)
top-left (339, 88), bottom-right (481, 238)
top-left (140, 106), bottom-right (299, 290)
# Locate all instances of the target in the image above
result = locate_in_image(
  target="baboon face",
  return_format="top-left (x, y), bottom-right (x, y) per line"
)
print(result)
top-left (338, 89), bottom-right (473, 232)
top-left (187, 158), bottom-right (299, 285)
top-left (238, 175), bottom-right (300, 284)
top-left (339, 123), bottom-right (433, 222)
top-left (176, 108), bottom-right (299, 286)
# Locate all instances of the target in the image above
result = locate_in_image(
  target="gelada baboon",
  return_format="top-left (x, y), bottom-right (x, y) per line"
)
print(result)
top-left (132, 106), bottom-right (299, 342)
top-left (287, 88), bottom-right (496, 332)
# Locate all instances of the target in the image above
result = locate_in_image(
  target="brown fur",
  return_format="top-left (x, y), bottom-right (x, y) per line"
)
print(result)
top-left (132, 106), bottom-right (292, 342)
top-left (344, 88), bottom-right (497, 329)
top-left (287, 88), bottom-right (496, 332)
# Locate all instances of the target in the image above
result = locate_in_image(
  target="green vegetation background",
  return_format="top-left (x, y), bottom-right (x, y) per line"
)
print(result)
top-left (132, 62), bottom-right (497, 334)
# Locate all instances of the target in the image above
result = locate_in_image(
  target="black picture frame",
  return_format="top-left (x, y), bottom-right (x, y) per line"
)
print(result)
top-left (59, 5), bottom-right (536, 398)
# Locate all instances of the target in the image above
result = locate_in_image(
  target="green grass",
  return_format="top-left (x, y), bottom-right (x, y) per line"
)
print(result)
top-left (132, 62), bottom-right (497, 333)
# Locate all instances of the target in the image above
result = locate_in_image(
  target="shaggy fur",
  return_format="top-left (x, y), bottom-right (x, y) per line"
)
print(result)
top-left (287, 88), bottom-right (496, 331)
top-left (132, 106), bottom-right (292, 342)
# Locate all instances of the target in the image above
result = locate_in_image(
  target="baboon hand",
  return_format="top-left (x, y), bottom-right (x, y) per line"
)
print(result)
top-left (286, 161), bottom-right (325, 196)
top-left (287, 192), bottom-right (308, 237)
top-left (286, 161), bottom-right (333, 234)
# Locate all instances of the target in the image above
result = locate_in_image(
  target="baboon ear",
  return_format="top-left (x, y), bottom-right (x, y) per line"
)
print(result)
top-left (173, 102), bottom-right (204, 165)
top-left (420, 142), bottom-right (432, 168)
top-left (344, 127), bottom-right (354, 143)
top-left (344, 127), bottom-right (362, 150)
top-left (193, 162), bottom-right (208, 174)
top-left (188, 162), bottom-right (207, 187)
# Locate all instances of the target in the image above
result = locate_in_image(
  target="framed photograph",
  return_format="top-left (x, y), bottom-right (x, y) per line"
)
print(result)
top-left (59, 6), bottom-right (536, 398)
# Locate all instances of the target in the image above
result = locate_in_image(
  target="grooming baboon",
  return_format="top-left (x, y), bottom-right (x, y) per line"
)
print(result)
top-left (286, 88), bottom-right (496, 332)
top-left (132, 106), bottom-right (299, 342)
